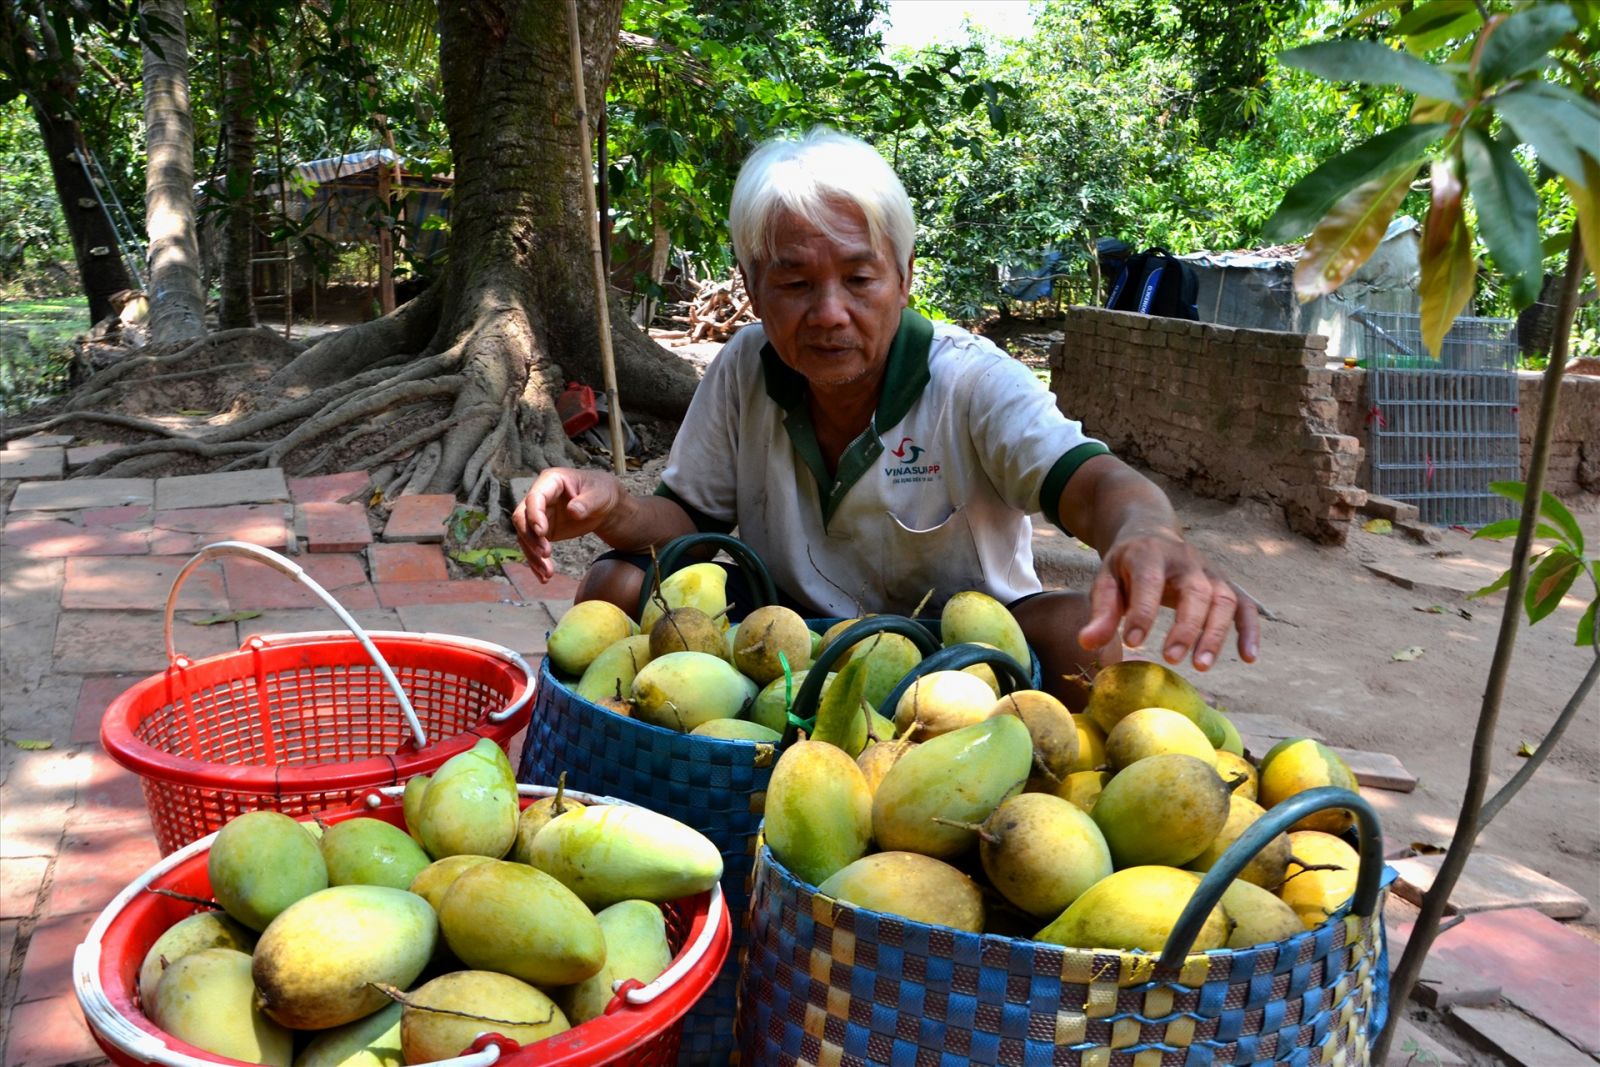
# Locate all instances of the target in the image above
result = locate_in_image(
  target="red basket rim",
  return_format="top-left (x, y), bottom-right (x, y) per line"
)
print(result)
top-left (75, 787), bottom-right (730, 1067)
top-left (100, 634), bottom-right (533, 791)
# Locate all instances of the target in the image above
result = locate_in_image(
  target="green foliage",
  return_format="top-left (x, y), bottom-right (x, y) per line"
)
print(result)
top-left (1472, 482), bottom-right (1598, 645)
top-left (1267, 0), bottom-right (1598, 354)
top-left (0, 100), bottom-right (72, 292)
top-left (0, 296), bottom-right (86, 415)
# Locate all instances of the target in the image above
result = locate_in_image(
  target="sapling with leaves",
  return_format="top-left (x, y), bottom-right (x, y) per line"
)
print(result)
top-left (1260, 3), bottom-right (1597, 1061)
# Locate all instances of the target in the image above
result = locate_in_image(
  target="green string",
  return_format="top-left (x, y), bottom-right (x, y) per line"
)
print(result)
top-left (778, 650), bottom-right (816, 734)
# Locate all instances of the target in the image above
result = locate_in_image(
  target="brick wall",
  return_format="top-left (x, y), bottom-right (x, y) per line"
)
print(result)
top-left (1329, 368), bottom-right (1600, 501)
top-left (1049, 307), bottom-right (1366, 543)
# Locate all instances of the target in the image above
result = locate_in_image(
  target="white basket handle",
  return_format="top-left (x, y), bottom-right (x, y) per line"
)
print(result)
top-left (164, 540), bottom-right (428, 748)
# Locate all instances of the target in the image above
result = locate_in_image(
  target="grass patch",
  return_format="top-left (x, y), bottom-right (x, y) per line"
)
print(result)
top-left (1, 295), bottom-right (87, 415)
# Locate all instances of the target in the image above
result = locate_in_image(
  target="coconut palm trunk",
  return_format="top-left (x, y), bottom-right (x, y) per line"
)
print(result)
top-left (141, 0), bottom-right (207, 342)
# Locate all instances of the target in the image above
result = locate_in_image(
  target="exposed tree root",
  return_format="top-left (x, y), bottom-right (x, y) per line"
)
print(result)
top-left (3, 410), bottom-right (193, 444)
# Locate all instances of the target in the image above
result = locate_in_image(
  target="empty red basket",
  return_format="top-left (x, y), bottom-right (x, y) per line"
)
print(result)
top-left (99, 541), bottom-right (536, 855)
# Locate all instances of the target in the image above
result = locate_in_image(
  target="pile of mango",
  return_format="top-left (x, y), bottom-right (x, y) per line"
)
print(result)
top-left (763, 634), bottom-right (1365, 958)
top-left (133, 738), bottom-right (723, 1066)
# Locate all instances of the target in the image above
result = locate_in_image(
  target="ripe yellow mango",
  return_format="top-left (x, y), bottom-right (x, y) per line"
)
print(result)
top-left (817, 851), bottom-right (985, 932)
top-left (630, 650), bottom-right (757, 732)
top-left (1279, 830), bottom-right (1360, 928)
top-left (1105, 706), bottom-right (1216, 769)
top-left (639, 562), bottom-right (729, 633)
top-left (547, 600), bottom-right (637, 677)
top-left (692, 718), bottom-right (781, 742)
top-left (764, 740), bottom-right (873, 886)
top-left (574, 634), bottom-right (652, 705)
top-left (438, 860), bottom-right (605, 986)
top-left (137, 910), bottom-right (256, 1010)
top-left (400, 971), bottom-right (569, 1062)
top-left (991, 690), bottom-right (1078, 784)
top-left (1220, 880), bottom-right (1305, 949)
top-left (1067, 714), bottom-right (1108, 773)
top-left (940, 590), bottom-right (1030, 668)
top-left (732, 605), bottom-right (814, 684)
top-left (893, 670), bottom-right (998, 739)
top-left (252, 885), bottom-right (436, 1030)
top-left (150, 948), bottom-right (292, 1067)
top-left (1258, 738), bottom-right (1359, 833)
top-left (1214, 750), bottom-right (1258, 801)
top-left (1035, 866), bottom-right (1227, 955)
top-left (1183, 795), bottom-right (1291, 890)
top-left (1084, 660), bottom-right (1212, 737)
top-left (1051, 769), bottom-right (1112, 813)
top-left (856, 738), bottom-right (915, 796)
top-left (407, 854), bottom-right (494, 912)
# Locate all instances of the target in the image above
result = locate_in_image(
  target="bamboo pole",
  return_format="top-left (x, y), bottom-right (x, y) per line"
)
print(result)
top-left (565, 0), bottom-right (626, 476)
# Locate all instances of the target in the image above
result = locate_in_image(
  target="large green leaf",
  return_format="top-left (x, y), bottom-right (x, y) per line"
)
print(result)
top-left (1578, 599), bottom-right (1597, 648)
top-left (1462, 129), bottom-right (1543, 309)
top-left (1392, 0), bottom-right (1479, 38)
top-left (1265, 123), bottom-right (1447, 241)
top-left (1294, 162), bottom-right (1421, 300)
top-left (1477, 4), bottom-right (1579, 84)
top-left (1565, 152), bottom-right (1600, 290)
top-left (1418, 155), bottom-right (1476, 357)
top-left (1497, 83), bottom-right (1600, 186)
top-left (1538, 490), bottom-right (1585, 553)
top-left (1279, 40), bottom-right (1463, 104)
top-left (1524, 547), bottom-right (1583, 625)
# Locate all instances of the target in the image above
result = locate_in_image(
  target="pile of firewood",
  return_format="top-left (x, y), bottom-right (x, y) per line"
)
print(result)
top-left (656, 273), bottom-right (757, 344)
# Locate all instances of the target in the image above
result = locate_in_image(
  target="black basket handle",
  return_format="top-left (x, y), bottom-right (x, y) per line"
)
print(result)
top-left (874, 642), bottom-right (1032, 721)
top-left (635, 533), bottom-right (778, 621)
top-left (1157, 786), bottom-right (1384, 969)
top-left (781, 616), bottom-right (941, 744)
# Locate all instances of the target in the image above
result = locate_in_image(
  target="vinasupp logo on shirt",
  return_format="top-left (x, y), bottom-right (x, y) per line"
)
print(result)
top-left (884, 437), bottom-right (941, 484)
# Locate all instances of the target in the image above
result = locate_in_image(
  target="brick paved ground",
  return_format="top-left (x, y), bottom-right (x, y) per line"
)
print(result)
top-left (2, 441), bottom-right (1593, 1066)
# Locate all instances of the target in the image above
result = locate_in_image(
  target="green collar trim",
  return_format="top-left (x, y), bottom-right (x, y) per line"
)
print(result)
top-left (760, 309), bottom-right (934, 527)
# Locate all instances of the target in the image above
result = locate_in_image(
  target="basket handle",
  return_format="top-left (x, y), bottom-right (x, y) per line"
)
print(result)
top-left (782, 615), bottom-right (940, 744)
top-left (164, 541), bottom-right (429, 748)
top-left (874, 641), bottom-right (1032, 720)
top-left (635, 532), bottom-right (778, 620)
top-left (1157, 786), bottom-right (1384, 969)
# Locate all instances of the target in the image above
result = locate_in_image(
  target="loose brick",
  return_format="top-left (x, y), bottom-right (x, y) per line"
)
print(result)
top-left (368, 542), bottom-right (449, 584)
top-left (1390, 851), bottom-right (1589, 919)
top-left (382, 494), bottom-right (458, 543)
top-left (302, 501), bottom-right (374, 552)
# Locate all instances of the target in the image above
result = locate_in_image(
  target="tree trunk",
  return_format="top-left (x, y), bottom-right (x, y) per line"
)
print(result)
top-left (38, 0), bottom-right (699, 499)
top-left (217, 2), bottom-right (256, 329)
top-left (142, 0), bottom-right (207, 343)
top-left (33, 106), bottom-right (136, 324)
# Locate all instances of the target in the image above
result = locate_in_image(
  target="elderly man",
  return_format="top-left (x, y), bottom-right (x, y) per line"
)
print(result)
top-left (515, 129), bottom-right (1257, 700)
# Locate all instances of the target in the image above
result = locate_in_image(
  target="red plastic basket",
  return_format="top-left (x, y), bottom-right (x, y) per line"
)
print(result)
top-left (73, 784), bottom-right (732, 1067)
top-left (100, 542), bottom-right (536, 855)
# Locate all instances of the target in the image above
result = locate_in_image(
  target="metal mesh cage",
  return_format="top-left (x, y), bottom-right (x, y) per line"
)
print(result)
top-left (1353, 311), bottom-right (1521, 528)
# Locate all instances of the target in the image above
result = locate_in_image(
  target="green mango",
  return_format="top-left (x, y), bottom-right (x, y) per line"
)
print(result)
top-left (1092, 752), bottom-right (1231, 868)
top-left (438, 860), bottom-right (605, 986)
top-left (556, 900), bottom-right (674, 1024)
top-left (527, 804), bottom-right (723, 908)
top-left (1202, 704), bottom-right (1241, 753)
top-left (748, 670), bottom-right (826, 735)
top-left (252, 885), bottom-right (437, 1030)
top-left (400, 971), bottom-right (569, 1063)
top-left (810, 656), bottom-right (871, 755)
top-left (401, 775), bottom-right (430, 846)
top-left (320, 817), bottom-right (432, 890)
top-left (547, 600), bottom-right (637, 676)
top-left (630, 651), bottom-right (757, 732)
top-left (939, 590), bottom-right (1030, 668)
top-left (1034, 866), bottom-right (1227, 954)
top-left (294, 1002), bottom-right (403, 1067)
top-left (416, 737), bottom-right (519, 859)
top-left (138, 910), bottom-right (257, 1010)
top-left (764, 740), bottom-right (873, 886)
top-left (208, 810), bottom-right (329, 932)
top-left (150, 948), bottom-right (292, 1067)
top-left (691, 718), bottom-right (782, 742)
top-left (848, 632), bottom-right (924, 713)
top-left (575, 634), bottom-right (653, 704)
top-left (872, 715), bottom-right (1033, 859)
top-left (817, 851), bottom-right (984, 932)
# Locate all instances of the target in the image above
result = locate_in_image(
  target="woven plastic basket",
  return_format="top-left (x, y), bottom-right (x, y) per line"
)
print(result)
top-left (736, 787), bottom-right (1390, 1066)
top-left (74, 783), bottom-right (731, 1067)
top-left (100, 541), bottom-right (534, 855)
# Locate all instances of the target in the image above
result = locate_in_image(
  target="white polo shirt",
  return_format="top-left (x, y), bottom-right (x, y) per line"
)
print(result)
top-left (657, 310), bottom-right (1108, 617)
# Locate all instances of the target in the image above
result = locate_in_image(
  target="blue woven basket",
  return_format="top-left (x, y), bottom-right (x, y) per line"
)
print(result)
top-left (736, 788), bottom-right (1391, 1066)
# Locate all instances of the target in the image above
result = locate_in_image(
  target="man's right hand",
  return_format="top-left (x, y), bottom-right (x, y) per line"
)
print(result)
top-left (512, 468), bottom-right (628, 582)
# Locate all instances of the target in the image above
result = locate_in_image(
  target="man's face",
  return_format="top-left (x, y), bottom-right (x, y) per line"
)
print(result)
top-left (744, 204), bottom-right (913, 394)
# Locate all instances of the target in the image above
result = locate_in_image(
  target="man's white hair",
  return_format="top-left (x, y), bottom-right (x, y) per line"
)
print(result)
top-left (729, 128), bottom-right (915, 277)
